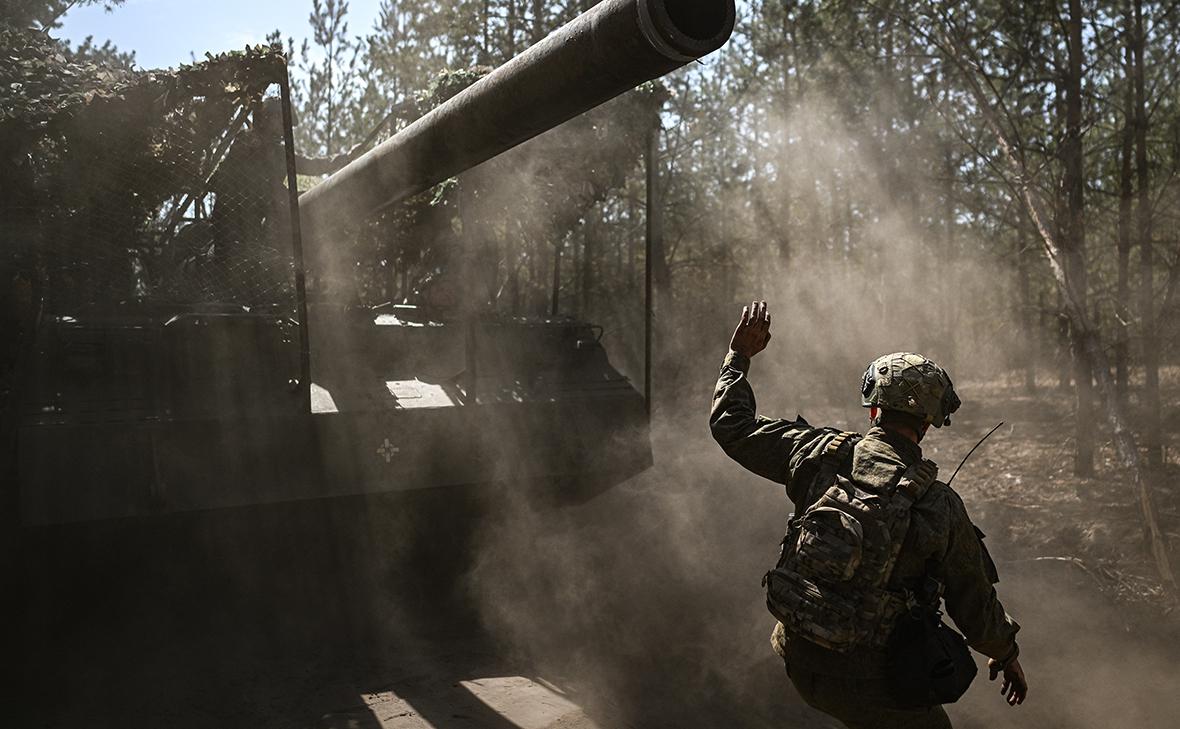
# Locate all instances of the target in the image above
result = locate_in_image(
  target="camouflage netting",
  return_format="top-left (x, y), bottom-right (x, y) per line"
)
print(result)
top-left (1, 38), bottom-right (297, 313)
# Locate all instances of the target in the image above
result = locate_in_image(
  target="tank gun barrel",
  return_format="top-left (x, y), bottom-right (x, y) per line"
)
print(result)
top-left (298, 0), bottom-right (735, 268)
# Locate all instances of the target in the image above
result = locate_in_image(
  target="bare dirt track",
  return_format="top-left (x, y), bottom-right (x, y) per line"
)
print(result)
top-left (9, 368), bottom-right (1180, 729)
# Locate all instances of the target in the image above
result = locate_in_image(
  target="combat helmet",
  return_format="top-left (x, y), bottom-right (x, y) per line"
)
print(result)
top-left (860, 352), bottom-right (961, 428)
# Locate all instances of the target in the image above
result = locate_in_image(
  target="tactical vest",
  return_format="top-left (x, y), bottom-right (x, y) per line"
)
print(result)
top-left (763, 431), bottom-right (939, 653)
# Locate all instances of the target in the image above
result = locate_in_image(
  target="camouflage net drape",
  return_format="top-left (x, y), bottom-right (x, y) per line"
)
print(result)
top-left (3, 41), bottom-right (298, 313)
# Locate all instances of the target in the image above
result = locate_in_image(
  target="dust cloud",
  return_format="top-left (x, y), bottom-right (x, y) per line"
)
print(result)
top-left (455, 97), bottom-right (1180, 729)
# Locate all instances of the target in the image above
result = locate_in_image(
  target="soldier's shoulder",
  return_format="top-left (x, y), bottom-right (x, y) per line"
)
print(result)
top-left (920, 478), bottom-right (972, 518)
top-left (817, 425), bottom-right (864, 455)
top-left (791, 419), bottom-right (853, 450)
top-left (784, 413), bottom-right (852, 438)
top-left (902, 479), bottom-right (968, 547)
top-left (784, 424), bottom-right (859, 483)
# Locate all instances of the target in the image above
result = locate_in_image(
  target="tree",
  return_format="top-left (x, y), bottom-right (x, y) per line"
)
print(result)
top-left (1115, 1), bottom-right (1134, 402)
top-left (1132, 0), bottom-right (1162, 467)
top-left (295, 0), bottom-right (362, 158)
top-left (1, 0), bottom-right (123, 31)
top-left (1063, 0), bottom-right (1095, 475)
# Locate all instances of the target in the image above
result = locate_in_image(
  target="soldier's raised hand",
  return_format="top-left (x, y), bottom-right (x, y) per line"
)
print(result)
top-left (730, 300), bottom-right (772, 358)
top-left (988, 655), bottom-right (1028, 706)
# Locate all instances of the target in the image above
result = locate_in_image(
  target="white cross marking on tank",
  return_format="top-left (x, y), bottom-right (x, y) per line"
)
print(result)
top-left (377, 438), bottom-right (400, 463)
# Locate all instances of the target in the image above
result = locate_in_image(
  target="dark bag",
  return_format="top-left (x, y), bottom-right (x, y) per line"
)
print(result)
top-left (886, 601), bottom-right (977, 707)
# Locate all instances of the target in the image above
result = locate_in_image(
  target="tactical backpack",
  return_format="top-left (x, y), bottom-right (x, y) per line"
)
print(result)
top-left (763, 431), bottom-right (939, 653)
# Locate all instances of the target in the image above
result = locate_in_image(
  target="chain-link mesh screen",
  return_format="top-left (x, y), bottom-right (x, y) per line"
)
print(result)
top-left (36, 59), bottom-right (297, 314)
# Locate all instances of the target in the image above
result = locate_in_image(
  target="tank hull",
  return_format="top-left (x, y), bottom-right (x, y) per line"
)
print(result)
top-left (18, 395), bottom-right (649, 525)
top-left (15, 309), bottom-right (650, 525)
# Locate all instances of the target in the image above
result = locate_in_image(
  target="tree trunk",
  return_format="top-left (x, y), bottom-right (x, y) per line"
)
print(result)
top-left (627, 196), bottom-right (637, 292)
top-left (580, 209), bottom-right (597, 315)
top-left (550, 238), bottom-right (562, 316)
top-left (1133, 0), bottom-right (1163, 467)
top-left (844, 171), bottom-right (855, 253)
top-left (880, 2), bottom-right (898, 207)
top-left (1017, 224), bottom-right (1036, 394)
top-left (531, 0), bottom-right (544, 43)
top-left (646, 128), bottom-right (671, 305)
top-left (508, 242), bottom-right (521, 315)
top-left (942, 146), bottom-right (959, 373)
top-left (572, 226), bottom-right (584, 313)
top-left (1055, 290), bottom-right (1070, 392)
top-left (1115, 13), bottom-right (1134, 402)
top-left (507, 0), bottom-right (517, 56)
top-left (1063, 0), bottom-right (1094, 476)
top-left (775, 5), bottom-right (794, 266)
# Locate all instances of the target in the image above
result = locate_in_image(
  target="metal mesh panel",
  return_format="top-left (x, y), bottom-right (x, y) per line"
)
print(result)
top-left (39, 70), bottom-right (297, 314)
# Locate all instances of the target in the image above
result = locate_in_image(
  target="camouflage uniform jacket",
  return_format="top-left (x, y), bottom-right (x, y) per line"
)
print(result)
top-left (710, 350), bottom-right (1020, 678)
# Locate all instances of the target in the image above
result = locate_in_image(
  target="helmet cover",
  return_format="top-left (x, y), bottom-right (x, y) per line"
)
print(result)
top-left (860, 352), bottom-right (961, 427)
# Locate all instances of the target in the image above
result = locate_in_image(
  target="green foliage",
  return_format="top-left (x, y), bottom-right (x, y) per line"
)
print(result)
top-left (0, 2), bottom-right (135, 136)
top-left (1, 6), bottom-right (281, 135)
top-left (420, 66), bottom-right (492, 106)
top-left (290, 0), bottom-right (363, 157)
top-left (0, 24), bottom-right (134, 129)
top-left (66, 33), bottom-right (136, 70)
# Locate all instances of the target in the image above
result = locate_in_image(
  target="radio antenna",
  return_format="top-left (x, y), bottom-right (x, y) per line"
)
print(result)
top-left (947, 421), bottom-right (1005, 486)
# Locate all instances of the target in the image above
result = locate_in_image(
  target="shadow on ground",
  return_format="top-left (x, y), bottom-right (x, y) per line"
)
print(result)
top-left (10, 393), bottom-right (1180, 728)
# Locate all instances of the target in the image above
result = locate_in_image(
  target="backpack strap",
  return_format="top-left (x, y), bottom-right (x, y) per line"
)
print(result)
top-left (881, 458), bottom-right (942, 611)
top-left (816, 430), bottom-right (861, 487)
top-left (895, 458), bottom-right (938, 503)
top-left (793, 431), bottom-right (861, 511)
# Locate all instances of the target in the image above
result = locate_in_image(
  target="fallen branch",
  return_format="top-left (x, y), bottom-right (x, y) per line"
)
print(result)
top-left (1007, 555), bottom-right (1109, 591)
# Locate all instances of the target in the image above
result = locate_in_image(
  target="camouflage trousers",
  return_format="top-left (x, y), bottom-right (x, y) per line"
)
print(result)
top-left (785, 662), bottom-right (952, 729)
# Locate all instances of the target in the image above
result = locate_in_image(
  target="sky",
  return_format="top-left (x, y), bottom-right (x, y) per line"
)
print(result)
top-left (58, 0), bottom-right (384, 70)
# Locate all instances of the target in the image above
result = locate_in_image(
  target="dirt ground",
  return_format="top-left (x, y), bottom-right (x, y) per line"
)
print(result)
top-left (9, 365), bottom-right (1180, 728)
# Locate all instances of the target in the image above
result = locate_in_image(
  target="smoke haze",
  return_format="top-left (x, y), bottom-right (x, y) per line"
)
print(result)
top-left (454, 95), bottom-right (1180, 729)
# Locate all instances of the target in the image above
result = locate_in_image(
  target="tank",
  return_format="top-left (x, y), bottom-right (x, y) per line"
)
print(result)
top-left (11, 0), bottom-right (736, 525)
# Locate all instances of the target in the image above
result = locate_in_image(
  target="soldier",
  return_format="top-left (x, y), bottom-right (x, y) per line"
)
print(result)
top-left (710, 301), bottom-right (1027, 729)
